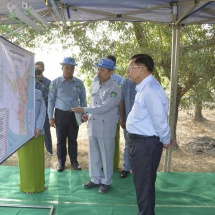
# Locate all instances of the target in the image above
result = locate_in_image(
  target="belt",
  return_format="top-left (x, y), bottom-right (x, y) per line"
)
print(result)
top-left (56, 108), bottom-right (73, 114)
top-left (127, 133), bottom-right (157, 139)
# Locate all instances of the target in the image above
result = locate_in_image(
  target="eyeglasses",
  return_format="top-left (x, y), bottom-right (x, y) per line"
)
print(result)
top-left (127, 66), bottom-right (143, 72)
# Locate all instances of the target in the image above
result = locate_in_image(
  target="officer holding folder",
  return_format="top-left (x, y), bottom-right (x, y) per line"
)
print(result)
top-left (48, 57), bottom-right (87, 172)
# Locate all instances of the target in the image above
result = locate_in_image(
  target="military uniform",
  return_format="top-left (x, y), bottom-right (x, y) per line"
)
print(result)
top-left (48, 76), bottom-right (87, 166)
top-left (93, 73), bottom-right (123, 169)
top-left (84, 78), bottom-right (121, 185)
top-left (121, 78), bottom-right (136, 172)
top-left (36, 76), bottom-right (53, 154)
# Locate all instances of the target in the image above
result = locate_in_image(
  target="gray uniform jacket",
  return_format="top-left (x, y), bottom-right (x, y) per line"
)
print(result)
top-left (35, 89), bottom-right (46, 135)
top-left (84, 78), bottom-right (121, 138)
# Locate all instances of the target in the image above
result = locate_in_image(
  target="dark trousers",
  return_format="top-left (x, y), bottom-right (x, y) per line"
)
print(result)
top-left (55, 109), bottom-right (79, 165)
top-left (44, 113), bottom-right (53, 153)
top-left (129, 136), bottom-right (163, 215)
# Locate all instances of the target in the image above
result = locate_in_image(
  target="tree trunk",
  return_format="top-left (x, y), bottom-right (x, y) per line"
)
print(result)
top-left (194, 101), bottom-right (205, 122)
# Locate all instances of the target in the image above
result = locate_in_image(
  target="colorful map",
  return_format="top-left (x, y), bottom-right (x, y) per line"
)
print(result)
top-left (0, 37), bottom-right (35, 164)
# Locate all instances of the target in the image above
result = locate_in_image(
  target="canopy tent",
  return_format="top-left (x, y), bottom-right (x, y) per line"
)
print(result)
top-left (0, 0), bottom-right (215, 25)
top-left (1, 0), bottom-right (215, 171)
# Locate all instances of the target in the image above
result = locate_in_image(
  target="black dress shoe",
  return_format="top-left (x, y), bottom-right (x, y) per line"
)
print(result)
top-left (83, 181), bottom-right (100, 189)
top-left (120, 170), bottom-right (130, 178)
top-left (98, 184), bottom-right (110, 194)
top-left (72, 161), bottom-right (81, 170)
top-left (57, 164), bottom-right (65, 172)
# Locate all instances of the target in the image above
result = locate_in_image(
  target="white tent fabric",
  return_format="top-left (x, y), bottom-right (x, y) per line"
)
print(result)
top-left (1, 0), bottom-right (215, 171)
top-left (0, 0), bottom-right (215, 25)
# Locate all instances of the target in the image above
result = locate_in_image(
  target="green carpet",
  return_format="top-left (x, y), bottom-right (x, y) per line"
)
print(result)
top-left (0, 166), bottom-right (215, 215)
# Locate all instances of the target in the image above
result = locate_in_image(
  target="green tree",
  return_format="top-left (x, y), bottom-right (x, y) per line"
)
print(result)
top-left (3, 22), bottom-right (215, 143)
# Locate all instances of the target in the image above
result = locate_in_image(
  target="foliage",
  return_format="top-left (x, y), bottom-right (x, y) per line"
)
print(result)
top-left (2, 21), bottom-right (215, 132)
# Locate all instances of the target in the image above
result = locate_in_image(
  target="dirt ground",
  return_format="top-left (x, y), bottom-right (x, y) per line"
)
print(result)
top-left (2, 109), bottom-right (215, 172)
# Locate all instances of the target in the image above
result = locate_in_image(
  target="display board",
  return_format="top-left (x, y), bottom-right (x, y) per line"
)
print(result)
top-left (0, 36), bottom-right (35, 164)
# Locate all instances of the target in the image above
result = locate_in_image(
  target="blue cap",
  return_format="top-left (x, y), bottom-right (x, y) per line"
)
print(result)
top-left (60, 57), bottom-right (77, 66)
top-left (95, 58), bottom-right (116, 70)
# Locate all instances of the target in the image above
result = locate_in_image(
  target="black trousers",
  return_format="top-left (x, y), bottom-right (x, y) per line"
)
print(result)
top-left (55, 109), bottom-right (79, 165)
top-left (44, 113), bottom-right (53, 153)
top-left (129, 136), bottom-right (163, 215)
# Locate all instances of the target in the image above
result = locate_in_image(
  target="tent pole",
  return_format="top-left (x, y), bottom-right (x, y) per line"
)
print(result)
top-left (164, 24), bottom-right (180, 172)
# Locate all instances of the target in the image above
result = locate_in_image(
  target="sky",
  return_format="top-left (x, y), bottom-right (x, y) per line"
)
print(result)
top-left (32, 45), bottom-right (78, 81)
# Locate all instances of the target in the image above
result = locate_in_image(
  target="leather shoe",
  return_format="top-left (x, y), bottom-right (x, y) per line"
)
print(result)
top-left (83, 181), bottom-right (100, 189)
top-left (72, 161), bottom-right (81, 170)
top-left (120, 170), bottom-right (130, 178)
top-left (98, 184), bottom-right (110, 194)
top-left (57, 164), bottom-right (65, 172)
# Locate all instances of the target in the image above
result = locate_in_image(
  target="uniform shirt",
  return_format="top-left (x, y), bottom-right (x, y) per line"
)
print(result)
top-left (35, 89), bottom-right (46, 134)
top-left (121, 78), bottom-right (136, 120)
top-left (35, 76), bottom-right (51, 105)
top-left (93, 73), bottom-right (123, 121)
top-left (84, 78), bottom-right (121, 138)
top-left (126, 74), bottom-right (170, 144)
top-left (93, 73), bottom-right (123, 86)
top-left (48, 76), bottom-right (87, 119)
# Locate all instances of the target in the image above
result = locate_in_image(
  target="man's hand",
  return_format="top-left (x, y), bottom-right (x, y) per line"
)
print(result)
top-left (34, 129), bottom-right (41, 138)
top-left (49, 119), bottom-right (56, 128)
top-left (72, 107), bottom-right (84, 113)
top-left (120, 119), bottom-right (126, 129)
top-left (82, 114), bottom-right (88, 122)
top-left (163, 139), bottom-right (174, 149)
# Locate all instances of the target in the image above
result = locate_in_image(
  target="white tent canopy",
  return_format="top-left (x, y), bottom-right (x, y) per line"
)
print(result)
top-left (0, 0), bottom-right (215, 25)
top-left (1, 0), bottom-right (215, 171)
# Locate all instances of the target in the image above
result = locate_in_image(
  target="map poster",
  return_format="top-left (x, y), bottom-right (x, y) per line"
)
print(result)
top-left (0, 36), bottom-right (35, 164)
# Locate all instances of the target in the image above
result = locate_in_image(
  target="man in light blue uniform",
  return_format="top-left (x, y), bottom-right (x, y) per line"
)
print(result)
top-left (93, 55), bottom-right (123, 169)
top-left (126, 54), bottom-right (172, 215)
top-left (35, 61), bottom-right (53, 156)
top-left (72, 58), bottom-right (121, 194)
top-left (119, 78), bottom-right (136, 178)
top-left (48, 57), bottom-right (87, 172)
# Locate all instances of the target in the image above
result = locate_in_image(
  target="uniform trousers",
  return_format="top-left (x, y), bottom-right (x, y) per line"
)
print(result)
top-left (44, 112), bottom-right (53, 153)
top-left (129, 135), bottom-right (163, 215)
top-left (55, 108), bottom-right (79, 165)
top-left (113, 122), bottom-right (120, 169)
top-left (123, 129), bottom-right (131, 171)
top-left (88, 136), bottom-right (115, 185)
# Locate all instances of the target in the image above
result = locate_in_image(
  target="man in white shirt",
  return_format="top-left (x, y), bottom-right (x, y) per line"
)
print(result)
top-left (126, 54), bottom-right (172, 215)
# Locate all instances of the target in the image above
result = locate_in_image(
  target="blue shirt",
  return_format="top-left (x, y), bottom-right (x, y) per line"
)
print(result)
top-left (126, 74), bottom-right (170, 144)
top-left (35, 76), bottom-right (51, 105)
top-left (121, 78), bottom-right (136, 120)
top-left (35, 89), bottom-right (46, 134)
top-left (93, 73), bottom-right (123, 86)
top-left (48, 76), bottom-right (87, 119)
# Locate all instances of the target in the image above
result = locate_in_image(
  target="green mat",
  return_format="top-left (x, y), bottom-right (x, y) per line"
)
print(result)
top-left (0, 166), bottom-right (215, 215)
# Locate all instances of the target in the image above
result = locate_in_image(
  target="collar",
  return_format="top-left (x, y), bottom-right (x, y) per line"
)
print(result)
top-left (136, 74), bottom-right (153, 92)
top-left (99, 78), bottom-right (112, 87)
top-left (59, 76), bottom-right (77, 84)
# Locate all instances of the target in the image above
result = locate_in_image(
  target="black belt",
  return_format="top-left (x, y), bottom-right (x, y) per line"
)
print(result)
top-left (56, 108), bottom-right (73, 114)
top-left (127, 133), bottom-right (157, 139)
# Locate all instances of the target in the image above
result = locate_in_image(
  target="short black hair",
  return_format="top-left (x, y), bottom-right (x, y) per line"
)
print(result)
top-left (130, 54), bottom-right (154, 72)
top-left (35, 61), bottom-right (45, 70)
top-left (106, 55), bottom-right (116, 66)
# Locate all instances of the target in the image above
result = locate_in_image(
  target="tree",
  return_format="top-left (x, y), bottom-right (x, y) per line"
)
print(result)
top-left (4, 22), bottom-right (215, 144)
